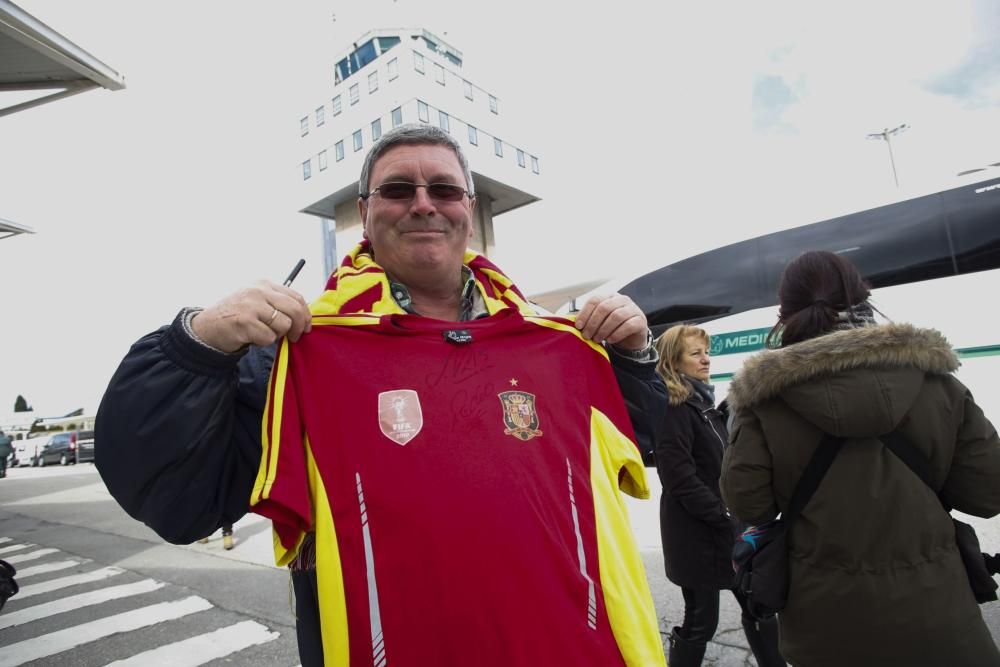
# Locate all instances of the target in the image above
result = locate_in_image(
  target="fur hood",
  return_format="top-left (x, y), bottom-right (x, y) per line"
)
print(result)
top-left (727, 323), bottom-right (959, 413)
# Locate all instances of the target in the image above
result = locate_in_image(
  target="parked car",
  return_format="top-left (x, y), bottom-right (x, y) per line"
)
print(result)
top-left (37, 432), bottom-right (91, 466)
top-left (13, 435), bottom-right (45, 467)
top-left (75, 430), bottom-right (95, 463)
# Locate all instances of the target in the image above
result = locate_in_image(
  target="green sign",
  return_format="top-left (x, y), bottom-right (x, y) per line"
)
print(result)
top-left (709, 327), bottom-right (772, 356)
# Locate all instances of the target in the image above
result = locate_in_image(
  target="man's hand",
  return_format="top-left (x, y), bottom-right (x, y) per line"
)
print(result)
top-left (575, 293), bottom-right (649, 351)
top-left (191, 280), bottom-right (312, 353)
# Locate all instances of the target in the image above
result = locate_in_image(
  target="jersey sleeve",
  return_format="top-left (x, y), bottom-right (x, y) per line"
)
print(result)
top-left (250, 337), bottom-right (312, 566)
top-left (588, 354), bottom-right (650, 499)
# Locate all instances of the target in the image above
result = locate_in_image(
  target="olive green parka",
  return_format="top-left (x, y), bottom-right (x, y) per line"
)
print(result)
top-left (721, 323), bottom-right (1000, 667)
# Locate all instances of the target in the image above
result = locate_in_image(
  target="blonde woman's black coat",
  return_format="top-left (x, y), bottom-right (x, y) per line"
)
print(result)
top-left (655, 390), bottom-right (736, 591)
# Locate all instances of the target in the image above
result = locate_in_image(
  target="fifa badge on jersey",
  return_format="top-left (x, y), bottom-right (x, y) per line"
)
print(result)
top-left (378, 390), bottom-right (423, 446)
top-left (498, 391), bottom-right (543, 441)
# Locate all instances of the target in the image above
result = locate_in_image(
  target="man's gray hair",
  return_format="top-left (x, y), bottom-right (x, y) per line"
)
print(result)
top-left (358, 124), bottom-right (475, 197)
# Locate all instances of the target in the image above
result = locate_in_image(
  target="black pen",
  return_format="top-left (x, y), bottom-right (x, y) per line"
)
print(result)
top-left (283, 259), bottom-right (306, 287)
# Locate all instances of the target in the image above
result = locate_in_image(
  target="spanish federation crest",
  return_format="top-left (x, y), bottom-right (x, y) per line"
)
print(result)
top-left (498, 391), bottom-right (543, 441)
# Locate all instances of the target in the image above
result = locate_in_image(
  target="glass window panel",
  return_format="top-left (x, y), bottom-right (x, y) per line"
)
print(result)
top-left (391, 106), bottom-right (402, 127)
top-left (300, 117), bottom-right (309, 137)
top-left (302, 159), bottom-right (311, 180)
top-left (494, 137), bottom-right (503, 157)
top-left (413, 51), bottom-right (425, 73)
top-left (349, 84), bottom-right (360, 105)
top-left (463, 80), bottom-right (474, 100)
top-left (368, 71), bottom-right (378, 93)
top-left (316, 106), bottom-right (325, 126)
top-left (531, 156), bottom-right (540, 174)
top-left (332, 96), bottom-right (342, 115)
top-left (318, 150), bottom-right (327, 171)
top-left (377, 36), bottom-right (401, 53)
top-left (335, 141), bottom-right (344, 161)
top-left (351, 40), bottom-right (377, 71)
top-left (417, 100), bottom-right (429, 122)
top-left (353, 130), bottom-right (363, 152)
top-left (388, 58), bottom-right (398, 80)
top-left (335, 58), bottom-right (349, 84)
top-left (468, 125), bottom-right (477, 145)
top-left (516, 149), bottom-right (525, 167)
top-left (371, 118), bottom-right (382, 141)
top-left (489, 95), bottom-right (498, 114)
top-left (439, 110), bottom-right (450, 133)
top-left (435, 64), bottom-right (445, 85)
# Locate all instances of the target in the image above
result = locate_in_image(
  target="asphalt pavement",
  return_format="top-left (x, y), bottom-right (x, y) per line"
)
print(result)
top-left (1, 463), bottom-right (999, 666)
top-left (0, 464), bottom-right (299, 666)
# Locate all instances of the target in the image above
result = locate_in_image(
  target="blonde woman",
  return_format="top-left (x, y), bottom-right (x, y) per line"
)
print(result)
top-left (655, 325), bottom-right (784, 667)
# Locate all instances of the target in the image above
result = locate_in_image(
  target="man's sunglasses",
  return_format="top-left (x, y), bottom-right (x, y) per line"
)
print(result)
top-left (362, 181), bottom-right (471, 202)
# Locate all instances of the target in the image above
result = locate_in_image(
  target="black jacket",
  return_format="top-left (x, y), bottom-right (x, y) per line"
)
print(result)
top-left (96, 310), bottom-right (667, 544)
top-left (655, 389), bottom-right (735, 591)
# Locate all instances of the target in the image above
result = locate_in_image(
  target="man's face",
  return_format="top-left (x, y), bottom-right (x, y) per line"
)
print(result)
top-left (358, 143), bottom-right (475, 284)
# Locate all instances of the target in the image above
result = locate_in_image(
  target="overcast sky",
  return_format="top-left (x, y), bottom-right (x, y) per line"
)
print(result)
top-left (1, 0), bottom-right (998, 416)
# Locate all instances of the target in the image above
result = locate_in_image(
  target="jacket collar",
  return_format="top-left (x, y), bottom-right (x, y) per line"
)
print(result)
top-left (727, 323), bottom-right (959, 412)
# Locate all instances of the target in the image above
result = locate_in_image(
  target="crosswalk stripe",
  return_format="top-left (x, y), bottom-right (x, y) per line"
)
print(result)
top-left (4, 548), bottom-right (58, 564)
top-left (0, 595), bottom-right (214, 667)
top-left (0, 543), bottom-right (33, 556)
top-left (16, 566), bottom-right (124, 600)
top-left (14, 560), bottom-right (81, 580)
top-left (103, 619), bottom-right (280, 666)
top-left (0, 579), bottom-right (165, 630)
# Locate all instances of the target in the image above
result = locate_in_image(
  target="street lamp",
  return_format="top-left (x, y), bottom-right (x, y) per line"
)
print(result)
top-left (866, 123), bottom-right (909, 187)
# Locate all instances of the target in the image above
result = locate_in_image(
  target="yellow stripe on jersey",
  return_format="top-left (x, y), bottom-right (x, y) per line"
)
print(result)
top-left (252, 337), bottom-right (291, 505)
top-left (268, 432), bottom-right (317, 567)
top-left (273, 526), bottom-right (305, 568)
top-left (523, 316), bottom-right (609, 359)
top-left (262, 339), bottom-right (294, 499)
top-left (311, 442), bottom-right (351, 667)
top-left (310, 314), bottom-right (383, 327)
top-left (589, 407), bottom-right (663, 667)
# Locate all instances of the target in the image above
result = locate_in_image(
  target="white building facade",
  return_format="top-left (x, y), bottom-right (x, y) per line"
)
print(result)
top-left (296, 28), bottom-right (543, 275)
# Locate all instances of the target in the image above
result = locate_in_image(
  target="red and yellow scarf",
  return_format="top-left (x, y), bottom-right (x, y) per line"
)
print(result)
top-left (311, 240), bottom-right (537, 317)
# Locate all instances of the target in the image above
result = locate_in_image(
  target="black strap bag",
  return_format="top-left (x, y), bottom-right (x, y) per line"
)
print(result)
top-left (879, 431), bottom-right (999, 604)
top-left (731, 433), bottom-right (843, 620)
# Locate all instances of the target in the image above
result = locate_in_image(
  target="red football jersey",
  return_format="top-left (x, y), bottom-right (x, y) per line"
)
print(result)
top-left (251, 309), bottom-right (664, 666)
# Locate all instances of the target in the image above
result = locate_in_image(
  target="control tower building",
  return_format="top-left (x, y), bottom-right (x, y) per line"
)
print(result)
top-left (296, 28), bottom-right (543, 275)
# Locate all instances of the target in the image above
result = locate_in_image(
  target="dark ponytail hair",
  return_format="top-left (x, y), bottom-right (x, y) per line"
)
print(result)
top-left (766, 251), bottom-right (872, 348)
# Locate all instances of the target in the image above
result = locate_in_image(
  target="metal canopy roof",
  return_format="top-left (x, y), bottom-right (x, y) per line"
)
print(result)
top-left (0, 217), bottom-right (34, 239)
top-left (0, 0), bottom-right (125, 118)
top-left (1, 2), bottom-right (125, 240)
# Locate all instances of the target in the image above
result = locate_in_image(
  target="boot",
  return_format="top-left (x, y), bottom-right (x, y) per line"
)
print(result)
top-left (223, 527), bottom-right (234, 551)
top-left (742, 615), bottom-right (786, 667)
top-left (669, 626), bottom-right (707, 667)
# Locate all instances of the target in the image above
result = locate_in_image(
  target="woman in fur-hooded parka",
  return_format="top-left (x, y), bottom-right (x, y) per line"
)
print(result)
top-left (721, 252), bottom-right (1000, 667)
